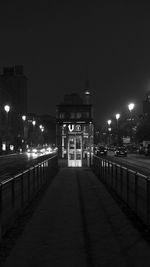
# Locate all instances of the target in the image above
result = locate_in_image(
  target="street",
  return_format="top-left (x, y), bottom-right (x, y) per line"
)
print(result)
top-left (0, 151), bottom-right (56, 181)
top-left (106, 151), bottom-right (150, 176)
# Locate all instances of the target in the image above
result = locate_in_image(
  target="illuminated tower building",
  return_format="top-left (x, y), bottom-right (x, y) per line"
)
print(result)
top-left (56, 85), bottom-right (94, 167)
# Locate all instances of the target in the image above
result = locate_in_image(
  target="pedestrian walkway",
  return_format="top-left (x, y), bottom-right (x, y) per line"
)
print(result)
top-left (3, 165), bottom-right (150, 267)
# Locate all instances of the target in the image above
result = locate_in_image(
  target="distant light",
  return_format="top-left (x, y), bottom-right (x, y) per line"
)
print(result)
top-left (85, 91), bottom-right (90, 95)
top-left (32, 120), bottom-right (36, 126)
top-left (22, 115), bottom-right (26, 121)
top-left (2, 143), bottom-right (6, 151)
top-left (128, 103), bottom-right (135, 111)
top-left (108, 127), bottom-right (111, 132)
top-left (107, 120), bottom-right (112, 125)
top-left (10, 145), bottom-right (14, 151)
top-left (4, 105), bottom-right (10, 113)
top-left (115, 113), bottom-right (120, 120)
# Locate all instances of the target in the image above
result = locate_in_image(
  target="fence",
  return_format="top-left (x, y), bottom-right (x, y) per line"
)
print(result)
top-left (92, 155), bottom-right (150, 226)
top-left (0, 154), bottom-right (58, 241)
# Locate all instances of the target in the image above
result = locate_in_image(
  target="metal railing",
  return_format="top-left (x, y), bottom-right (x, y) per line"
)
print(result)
top-left (0, 154), bottom-right (58, 241)
top-left (92, 155), bottom-right (150, 226)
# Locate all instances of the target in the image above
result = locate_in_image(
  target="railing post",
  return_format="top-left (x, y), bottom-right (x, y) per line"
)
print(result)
top-left (115, 164), bottom-right (118, 192)
top-left (33, 167), bottom-right (36, 195)
top-left (134, 172), bottom-right (138, 215)
top-left (0, 183), bottom-right (2, 242)
top-left (99, 158), bottom-right (102, 178)
top-left (21, 173), bottom-right (24, 209)
top-left (11, 177), bottom-right (15, 217)
top-left (111, 163), bottom-right (113, 188)
top-left (126, 170), bottom-right (129, 205)
top-left (146, 177), bottom-right (150, 226)
top-left (37, 165), bottom-right (40, 191)
top-left (27, 170), bottom-right (30, 202)
top-left (120, 166), bottom-right (123, 198)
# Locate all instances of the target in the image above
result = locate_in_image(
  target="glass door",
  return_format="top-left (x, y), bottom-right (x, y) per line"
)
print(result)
top-left (68, 136), bottom-right (82, 167)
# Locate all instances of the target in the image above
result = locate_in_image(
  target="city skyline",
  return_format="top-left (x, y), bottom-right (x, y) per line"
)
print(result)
top-left (0, 1), bottom-right (150, 125)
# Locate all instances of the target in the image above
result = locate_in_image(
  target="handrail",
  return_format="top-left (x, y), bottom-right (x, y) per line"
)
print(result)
top-left (92, 154), bottom-right (150, 226)
top-left (0, 153), bottom-right (58, 242)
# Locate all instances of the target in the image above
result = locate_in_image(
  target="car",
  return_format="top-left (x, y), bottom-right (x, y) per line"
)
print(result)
top-left (96, 146), bottom-right (107, 156)
top-left (114, 147), bottom-right (127, 157)
top-left (145, 144), bottom-right (150, 156)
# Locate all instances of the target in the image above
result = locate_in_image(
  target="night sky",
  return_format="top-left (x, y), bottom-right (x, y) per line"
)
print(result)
top-left (0, 0), bottom-right (150, 126)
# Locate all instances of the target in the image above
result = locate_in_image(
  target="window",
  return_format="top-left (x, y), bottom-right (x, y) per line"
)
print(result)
top-left (76, 112), bottom-right (81, 118)
top-left (60, 112), bottom-right (65, 119)
top-left (70, 112), bottom-right (75, 118)
top-left (83, 112), bottom-right (89, 118)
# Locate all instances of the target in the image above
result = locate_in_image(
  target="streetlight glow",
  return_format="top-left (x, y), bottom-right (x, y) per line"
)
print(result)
top-left (115, 113), bottom-right (120, 120)
top-left (32, 120), bottom-right (36, 126)
top-left (107, 119), bottom-right (112, 125)
top-left (22, 115), bottom-right (26, 121)
top-left (128, 103), bottom-right (135, 111)
top-left (4, 105), bottom-right (10, 113)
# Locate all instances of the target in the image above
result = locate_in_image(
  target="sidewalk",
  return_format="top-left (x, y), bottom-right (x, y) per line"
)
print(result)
top-left (3, 165), bottom-right (150, 267)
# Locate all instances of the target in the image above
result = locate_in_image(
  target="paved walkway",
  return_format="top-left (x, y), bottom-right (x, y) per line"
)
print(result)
top-left (3, 166), bottom-right (150, 267)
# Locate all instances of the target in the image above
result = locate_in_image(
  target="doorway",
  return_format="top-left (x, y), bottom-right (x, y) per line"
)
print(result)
top-left (68, 136), bottom-right (82, 167)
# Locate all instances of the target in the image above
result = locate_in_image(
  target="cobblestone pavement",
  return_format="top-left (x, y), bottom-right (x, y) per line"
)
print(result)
top-left (3, 167), bottom-right (150, 267)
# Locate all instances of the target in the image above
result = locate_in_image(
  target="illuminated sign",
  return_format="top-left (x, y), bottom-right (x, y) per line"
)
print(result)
top-left (68, 124), bottom-right (75, 132)
top-left (68, 124), bottom-right (81, 132)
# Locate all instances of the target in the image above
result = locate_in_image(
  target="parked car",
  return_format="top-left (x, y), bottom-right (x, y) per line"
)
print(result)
top-left (114, 147), bottom-right (127, 157)
top-left (96, 146), bottom-right (107, 156)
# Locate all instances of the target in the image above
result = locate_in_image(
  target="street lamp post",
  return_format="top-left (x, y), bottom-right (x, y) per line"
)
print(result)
top-left (22, 115), bottom-right (27, 150)
top-left (107, 120), bottom-right (112, 146)
top-left (39, 125), bottom-right (45, 145)
top-left (128, 103), bottom-right (135, 146)
top-left (4, 105), bottom-right (10, 153)
top-left (31, 120), bottom-right (36, 147)
top-left (115, 113), bottom-right (120, 145)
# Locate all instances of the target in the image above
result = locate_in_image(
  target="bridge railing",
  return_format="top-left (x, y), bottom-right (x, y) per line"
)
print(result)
top-left (0, 154), bottom-right (58, 241)
top-left (92, 155), bottom-right (150, 227)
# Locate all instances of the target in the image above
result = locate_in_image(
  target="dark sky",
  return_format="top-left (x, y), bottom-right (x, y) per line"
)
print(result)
top-left (0, 0), bottom-right (150, 126)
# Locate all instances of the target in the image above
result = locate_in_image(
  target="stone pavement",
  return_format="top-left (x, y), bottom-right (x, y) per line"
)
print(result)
top-left (3, 166), bottom-right (150, 267)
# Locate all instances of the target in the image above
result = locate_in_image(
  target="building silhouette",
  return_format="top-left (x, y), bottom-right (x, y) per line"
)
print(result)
top-left (56, 87), bottom-right (94, 167)
top-left (0, 65), bottom-right (27, 153)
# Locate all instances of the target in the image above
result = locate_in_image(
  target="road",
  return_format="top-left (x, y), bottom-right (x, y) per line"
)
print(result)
top-left (105, 151), bottom-right (150, 177)
top-left (0, 152), bottom-right (56, 181)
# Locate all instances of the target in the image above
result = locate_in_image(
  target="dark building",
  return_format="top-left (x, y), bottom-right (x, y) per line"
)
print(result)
top-left (143, 91), bottom-right (150, 117)
top-left (0, 65), bottom-right (28, 153)
top-left (0, 65), bottom-right (27, 114)
top-left (56, 89), bottom-right (94, 167)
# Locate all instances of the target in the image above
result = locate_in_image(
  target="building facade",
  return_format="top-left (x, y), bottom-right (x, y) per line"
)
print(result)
top-left (0, 65), bottom-right (28, 153)
top-left (56, 89), bottom-right (94, 167)
top-left (143, 91), bottom-right (150, 117)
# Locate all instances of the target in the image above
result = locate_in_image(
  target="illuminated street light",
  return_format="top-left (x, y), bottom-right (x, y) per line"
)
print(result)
top-left (128, 103), bottom-right (135, 112)
top-left (128, 103), bottom-right (135, 146)
top-left (39, 125), bottom-right (44, 132)
top-left (107, 120), bottom-right (112, 146)
top-left (22, 115), bottom-right (26, 121)
top-left (32, 120), bottom-right (36, 126)
top-left (115, 113), bottom-right (120, 145)
top-left (4, 104), bottom-right (10, 113)
top-left (115, 113), bottom-right (120, 120)
top-left (4, 104), bottom-right (11, 153)
top-left (107, 119), bottom-right (112, 125)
